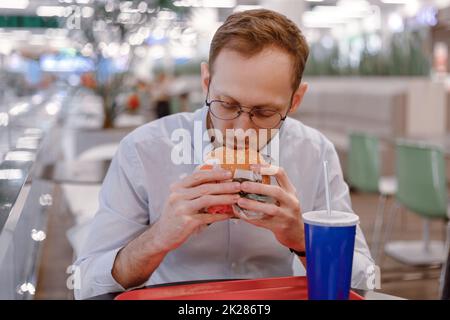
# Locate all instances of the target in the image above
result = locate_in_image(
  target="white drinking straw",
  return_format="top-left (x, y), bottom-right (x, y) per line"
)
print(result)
top-left (323, 160), bottom-right (332, 216)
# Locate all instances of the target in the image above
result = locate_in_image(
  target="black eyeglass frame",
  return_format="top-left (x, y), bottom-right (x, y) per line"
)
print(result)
top-left (204, 83), bottom-right (296, 129)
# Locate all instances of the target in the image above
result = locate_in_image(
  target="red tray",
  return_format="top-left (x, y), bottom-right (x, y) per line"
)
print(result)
top-left (115, 276), bottom-right (364, 300)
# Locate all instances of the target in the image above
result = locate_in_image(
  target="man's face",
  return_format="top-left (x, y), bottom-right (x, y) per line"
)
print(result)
top-left (201, 47), bottom-right (307, 150)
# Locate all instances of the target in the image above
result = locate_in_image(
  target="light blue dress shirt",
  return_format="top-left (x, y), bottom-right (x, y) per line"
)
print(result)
top-left (74, 106), bottom-right (374, 299)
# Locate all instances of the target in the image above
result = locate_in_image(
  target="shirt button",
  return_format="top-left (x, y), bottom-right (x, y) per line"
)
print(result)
top-left (231, 262), bottom-right (237, 269)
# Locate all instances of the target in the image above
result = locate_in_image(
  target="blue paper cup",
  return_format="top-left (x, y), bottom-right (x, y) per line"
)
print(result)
top-left (302, 210), bottom-right (359, 300)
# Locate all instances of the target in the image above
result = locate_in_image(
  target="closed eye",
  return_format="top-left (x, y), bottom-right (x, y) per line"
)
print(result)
top-left (219, 101), bottom-right (240, 109)
top-left (252, 109), bottom-right (278, 117)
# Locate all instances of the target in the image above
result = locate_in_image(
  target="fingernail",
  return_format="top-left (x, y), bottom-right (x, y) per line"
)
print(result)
top-left (233, 182), bottom-right (240, 189)
top-left (260, 165), bottom-right (278, 175)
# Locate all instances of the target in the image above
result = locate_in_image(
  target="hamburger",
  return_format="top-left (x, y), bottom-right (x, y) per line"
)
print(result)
top-left (199, 146), bottom-right (273, 219)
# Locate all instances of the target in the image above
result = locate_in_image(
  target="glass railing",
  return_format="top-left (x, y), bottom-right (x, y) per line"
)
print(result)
top-left (0, 86), bottom-right (72, 299)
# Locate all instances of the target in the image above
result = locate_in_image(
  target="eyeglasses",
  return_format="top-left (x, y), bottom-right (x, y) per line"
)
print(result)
top-left (205, 87), bottom-right (293, 129)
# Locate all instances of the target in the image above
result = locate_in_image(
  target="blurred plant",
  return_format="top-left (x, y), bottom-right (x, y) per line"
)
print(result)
top-left (74, 0), bottom-right (189, 128)
top-left (304, 29), bottom-right (431, 77)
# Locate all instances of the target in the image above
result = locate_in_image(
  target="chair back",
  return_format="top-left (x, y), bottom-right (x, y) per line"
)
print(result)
top-left (395, 141), bottom-right (448, 219)
top-left (347, 132), bottom-right (380, 193)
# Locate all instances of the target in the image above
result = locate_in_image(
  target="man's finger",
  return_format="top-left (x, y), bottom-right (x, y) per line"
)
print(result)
top-left (250, 164), bottom-right (296, 194)
top-left (181, 181), bottom-right (241, 200)
top-left (273, 167), bottom-right (297, 194)
top-left (236, 197), bottom-right (283, 217)
top-left (188, 194), bottom-right (240, 212)
top-left (240, 181), bottom-right (291, 205)
top-left (234, 208), bottom-right (273, 228)
top-left (175, 169), bottom-right (232, 189)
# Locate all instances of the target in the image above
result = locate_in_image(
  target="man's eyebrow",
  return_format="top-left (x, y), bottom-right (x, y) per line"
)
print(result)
top-left (253, 103), bottom-right (284, 111)
top-left (217, 93), bottom-right (239, 103)
top-left (216, 92), bottom-right (285, 111)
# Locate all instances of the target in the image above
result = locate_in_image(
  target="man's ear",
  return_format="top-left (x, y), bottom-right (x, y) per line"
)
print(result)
top-left (288, 82), bottom-right (308, 115)
top-left (200, 62), bottom-right (210, 96)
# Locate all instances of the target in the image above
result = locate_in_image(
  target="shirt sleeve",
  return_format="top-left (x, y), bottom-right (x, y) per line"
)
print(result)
top-left (73, 136), bottom-right (150, 300)
top-left (313, 139), bottom-right (375, 290)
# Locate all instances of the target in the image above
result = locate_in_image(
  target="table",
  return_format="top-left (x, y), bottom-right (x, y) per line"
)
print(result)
top-left (37, 160), bottom-right (111, 185)
top-left (88, 277), bottom-right (405, 300)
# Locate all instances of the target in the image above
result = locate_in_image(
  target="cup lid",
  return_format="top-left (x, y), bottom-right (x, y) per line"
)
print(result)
top-left (302, 210), bottom-right (359, 227)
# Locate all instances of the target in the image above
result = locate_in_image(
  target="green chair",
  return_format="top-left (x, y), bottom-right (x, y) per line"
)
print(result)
top-left (347, 133), bottom-right (380, 193)
top-left (347, 132), bottom-right (397, 261)
top-left (383, 141), bottom-right (449, 266)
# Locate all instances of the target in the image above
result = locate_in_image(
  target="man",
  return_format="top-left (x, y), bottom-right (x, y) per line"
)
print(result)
top-left (74, 9), bottom-right (374, 299)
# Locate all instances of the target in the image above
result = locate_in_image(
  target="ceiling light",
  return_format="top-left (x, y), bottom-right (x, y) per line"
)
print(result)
top-left (381, 0), bottom-right (409, 4)
top-left (234, 5), bottom-right (262, 12)
top-left (0, 0), bottom-right (29, 10)
top-left (36, 6), bottom-right (66, 17)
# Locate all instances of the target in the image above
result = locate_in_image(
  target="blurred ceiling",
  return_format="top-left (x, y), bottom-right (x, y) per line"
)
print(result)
top-left (0, 0), bottom-right (449, 54)
top-left (1, 0), bottom-right (450, 17)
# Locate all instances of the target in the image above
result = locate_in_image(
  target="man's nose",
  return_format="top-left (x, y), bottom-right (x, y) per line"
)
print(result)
top-left (234, 110), bottom-right (254, 129)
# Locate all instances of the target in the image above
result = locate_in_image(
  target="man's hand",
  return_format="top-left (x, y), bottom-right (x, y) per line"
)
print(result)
top-left (152, 168), bottom-right (241, 252)
top-left (112, 168), bottom-right (240, 289)
top-left (235, 165), bottom-right (305, 254)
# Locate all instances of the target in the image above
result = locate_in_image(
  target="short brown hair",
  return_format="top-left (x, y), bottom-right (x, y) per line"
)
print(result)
top-left (209, 9), bottom-right (309, 91)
